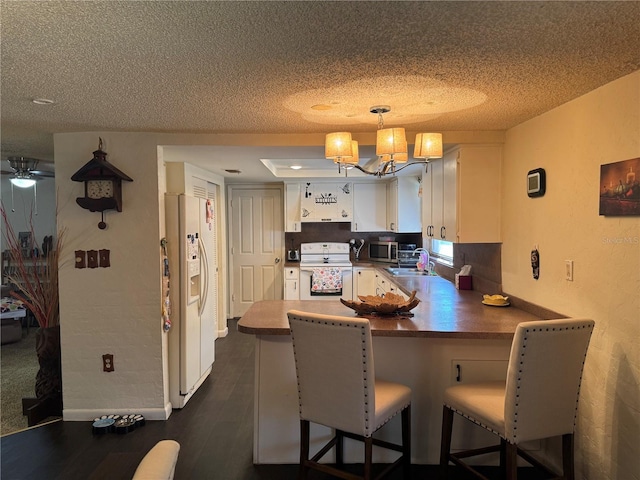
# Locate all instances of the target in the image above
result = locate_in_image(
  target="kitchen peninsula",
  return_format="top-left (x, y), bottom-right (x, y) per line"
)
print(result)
top-left (239, 273), bottom-right (554, 465)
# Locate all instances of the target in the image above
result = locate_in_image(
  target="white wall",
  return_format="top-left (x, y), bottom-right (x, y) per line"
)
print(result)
top-left (54, 132), bottom-right (231, 421)
top-left (1, 176), bottom-right (57, 253)
top-left (55, 133), bottom-right (168, 420)
top-left (502, 71), bottom-right (640, 479)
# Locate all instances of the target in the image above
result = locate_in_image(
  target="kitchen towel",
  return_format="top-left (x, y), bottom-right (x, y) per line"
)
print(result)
top-left (311, 267), bottom-right (343, 294)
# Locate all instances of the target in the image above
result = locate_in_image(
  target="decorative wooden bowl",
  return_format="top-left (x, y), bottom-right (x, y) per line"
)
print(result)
top-left (340, 291), bottom-right (420, 316)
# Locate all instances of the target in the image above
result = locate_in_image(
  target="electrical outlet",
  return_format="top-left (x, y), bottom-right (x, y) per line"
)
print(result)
top-left (565, 260), bottom-right (574, 281)
top-left (102, 354), bottom-right (114, 372)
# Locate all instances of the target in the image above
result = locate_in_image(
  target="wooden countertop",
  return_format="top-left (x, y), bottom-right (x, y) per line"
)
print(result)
top-left (238, 275), bottom-right (543, 340)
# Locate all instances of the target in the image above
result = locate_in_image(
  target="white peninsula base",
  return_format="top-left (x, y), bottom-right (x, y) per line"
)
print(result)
top-left (252, 334), bottom-right (514, 465)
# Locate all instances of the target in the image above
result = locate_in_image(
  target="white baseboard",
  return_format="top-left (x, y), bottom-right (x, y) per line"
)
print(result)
top-left (218, 326), bottom-right (229, 338)
top-left (63, 405), bottom-right (172, 422)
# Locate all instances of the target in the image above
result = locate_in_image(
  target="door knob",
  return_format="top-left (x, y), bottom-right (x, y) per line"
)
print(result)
top-left (275, 257), bottom-right (281, 264)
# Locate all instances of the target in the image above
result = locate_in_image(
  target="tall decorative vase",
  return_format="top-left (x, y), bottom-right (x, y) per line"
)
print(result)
top-left (35, 325), bottom-right (62, 400)
top-left (23, 325), bottom-right (63, 426)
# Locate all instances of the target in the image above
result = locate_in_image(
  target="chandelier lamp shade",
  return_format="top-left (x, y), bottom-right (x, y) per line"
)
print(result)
top-left (376, 127), bottom-right (407, 163)
top-left (325, 132), bottom-right (358, 165)
top-left (325, 105), bottom-right (443, 177)
top-left (414, 132), bottom-right (443, 159)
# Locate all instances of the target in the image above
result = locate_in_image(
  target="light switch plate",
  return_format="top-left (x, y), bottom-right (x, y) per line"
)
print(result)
top-left (87, 250), bottom-right (99, 268)
top-left (565, 260), bottom-right (574, 281)
top-left (75, 250), bottom-right (86, 269)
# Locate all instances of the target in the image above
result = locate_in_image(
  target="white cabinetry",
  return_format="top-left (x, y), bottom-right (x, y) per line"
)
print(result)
top-left (353, 267), bottom-right (376, 297)
top-left (374, 271), bottom-right (408, 299)
top-left (352, 183), bottom-right (387, 232)
top-left (387, 177), bottom-right (421, 233)
top-left (284, 183), bottom-right (301, 232)
top-left (284, 267), bottom-right (299, 300)
top-left (388, 281), bottom-right (408, 299)
top-left (422, 145), bottom-right (502, 243)
top-left (300, 182), bottom-right (353, 222)
top-left (375, 272), bottom-right (389, 296)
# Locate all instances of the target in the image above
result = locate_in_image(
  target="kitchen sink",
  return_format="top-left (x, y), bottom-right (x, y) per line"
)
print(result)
top-left (385, 267), bottom-right (437, 277)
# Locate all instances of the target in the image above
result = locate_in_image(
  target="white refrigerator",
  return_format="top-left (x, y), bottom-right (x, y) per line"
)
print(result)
top-left (165, 193), bottom-right (218, 409)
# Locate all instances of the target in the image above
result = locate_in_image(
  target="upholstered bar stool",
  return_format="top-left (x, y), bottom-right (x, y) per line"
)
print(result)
top-left (440, 318), bottom-right (594, 480)
top-left (287, 310), bottom-right (412, 480)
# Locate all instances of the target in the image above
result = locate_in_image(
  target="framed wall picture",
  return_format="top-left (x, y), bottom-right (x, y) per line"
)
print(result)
top-left (599, 157), bottom-right (640, 216)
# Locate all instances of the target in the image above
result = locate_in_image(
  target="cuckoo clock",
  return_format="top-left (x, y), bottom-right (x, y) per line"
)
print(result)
top-left (71, 138), bottom-right (133, 229)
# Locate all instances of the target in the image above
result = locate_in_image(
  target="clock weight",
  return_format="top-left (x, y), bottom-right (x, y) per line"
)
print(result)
top-left (98, 212), bottom-right (107, 230)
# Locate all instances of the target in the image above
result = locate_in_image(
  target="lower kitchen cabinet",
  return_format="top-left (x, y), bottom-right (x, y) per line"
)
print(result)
top-left (388, 281), bottom-right (408, 299)
top-left (375, 272), bottom-right (389, 296)
top-left (284, 267), bottom-right (299, 300)
top-left (353, 267), bottom-right (376, 297)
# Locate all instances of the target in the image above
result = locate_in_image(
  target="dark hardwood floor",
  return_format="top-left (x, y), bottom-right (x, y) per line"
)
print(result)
top-left (1, 320), bottom-right (548, 479)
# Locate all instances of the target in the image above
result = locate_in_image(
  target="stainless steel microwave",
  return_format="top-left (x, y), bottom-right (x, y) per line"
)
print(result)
top-left (369, 241), bottom-right (398, 263)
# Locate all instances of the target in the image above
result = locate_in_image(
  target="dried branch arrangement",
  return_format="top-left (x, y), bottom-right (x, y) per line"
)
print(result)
top-left (341, 291), bottom-right (420, 316)
top-left (1, 206), bottom-right (63, 328)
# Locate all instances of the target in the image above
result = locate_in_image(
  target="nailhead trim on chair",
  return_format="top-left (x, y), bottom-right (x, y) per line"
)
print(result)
top-left (289, 315), bottom-right (372, 434)
top-left (509, 323), bottom-right (594, 443)
top-left (444, 322), bottom-right (595, 445)
top-left (443, 404), bottom-right (507, 440)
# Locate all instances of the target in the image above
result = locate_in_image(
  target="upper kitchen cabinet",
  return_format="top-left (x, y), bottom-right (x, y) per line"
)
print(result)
top-left (284, 183), bottom-right (301, 232)
top-left (300, 182), bottom-right (353, 222)
top-left (423, 145), bottom-right (502, 243)
top-left (352, 182), bottom-right (387, 232)
top-left (387, 177), bottom-right (422, 233)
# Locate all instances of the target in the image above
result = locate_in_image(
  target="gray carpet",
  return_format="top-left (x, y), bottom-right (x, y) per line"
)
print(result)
top-left (0, 329), bottom-right (39, 435)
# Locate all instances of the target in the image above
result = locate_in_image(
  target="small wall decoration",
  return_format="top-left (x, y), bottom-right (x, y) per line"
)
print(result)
top-left (599, 157), bottom-right (640, 216)
top-left (71, 138), bottom-right (133, 229)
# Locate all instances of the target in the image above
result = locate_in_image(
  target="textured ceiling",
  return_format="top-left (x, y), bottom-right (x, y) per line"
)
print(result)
top-left (1, 1), bottom-right (639, 179)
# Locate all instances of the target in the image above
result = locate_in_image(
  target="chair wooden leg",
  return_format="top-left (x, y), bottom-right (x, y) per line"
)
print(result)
top-left (364, 436), bottom-right (373, 480)
top-left (402, 405), bottom-right (412, 479)
top-left (299, 420), bottom-right (310, 480)
top-left (336, 429), bottom-right (344, 466)
top-left (440, 406), bottom-right (454, 480)
top-left (504, 441), bottom-right (517, 480)
top-left (562, 433), bottom-right (575, 480)
top-left (500, 438), bottom-right (507, 480)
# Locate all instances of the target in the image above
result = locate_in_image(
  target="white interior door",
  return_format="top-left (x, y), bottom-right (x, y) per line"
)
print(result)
top-left (229, 186), bottom-right (283, 317)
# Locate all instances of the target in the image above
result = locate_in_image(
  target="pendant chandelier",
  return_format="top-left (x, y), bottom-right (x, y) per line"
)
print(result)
top-left (325, 106), bottom-right (443, 177)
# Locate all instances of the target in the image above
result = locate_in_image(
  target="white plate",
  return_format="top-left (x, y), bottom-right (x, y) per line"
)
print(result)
top-left (482, 300), bottom-right (510, 307)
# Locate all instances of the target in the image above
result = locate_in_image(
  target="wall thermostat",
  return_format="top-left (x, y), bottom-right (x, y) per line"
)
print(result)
top-left (527, 168), bottom-right (546, 197)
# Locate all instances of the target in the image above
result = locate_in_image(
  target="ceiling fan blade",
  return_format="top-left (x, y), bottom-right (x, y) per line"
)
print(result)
top-left (30, 170), bottom-right (55, 178)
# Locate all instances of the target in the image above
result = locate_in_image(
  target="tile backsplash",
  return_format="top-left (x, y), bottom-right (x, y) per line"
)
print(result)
top-left (285, 223), bottom-right (422, 261)
top-left (436, 242), bottom-right (502, 293)
top-left (286, 224), bottom-right (502, 293)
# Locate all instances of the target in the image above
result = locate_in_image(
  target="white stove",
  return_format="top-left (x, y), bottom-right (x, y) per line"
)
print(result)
top-left (299, 243), bottom-right (353, 300)
top-left (299, 242), bottom-right (352, 267)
